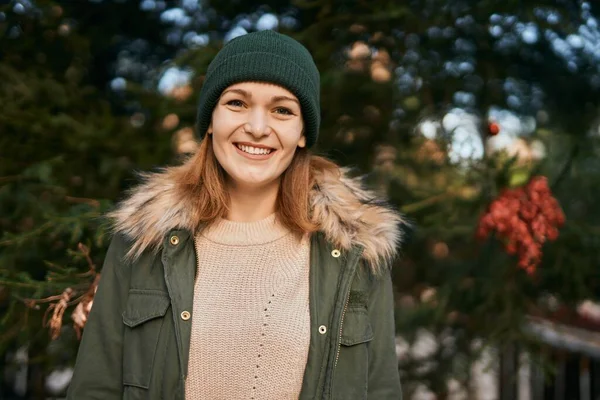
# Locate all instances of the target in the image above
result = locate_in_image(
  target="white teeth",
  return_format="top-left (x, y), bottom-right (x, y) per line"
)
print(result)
top-left (236, 144), bottom-right (273, 155)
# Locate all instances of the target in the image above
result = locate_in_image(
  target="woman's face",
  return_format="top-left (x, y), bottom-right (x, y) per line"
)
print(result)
top-left (209, 81), bottom-right (306, 190)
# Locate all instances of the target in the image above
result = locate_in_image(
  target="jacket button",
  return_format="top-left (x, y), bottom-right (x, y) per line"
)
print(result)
top-left (331, 249), bottom-right (341, 258)
top-left (170, 235), bottom-right (180, 246)
top-left (180, 311), bottom-right (191, 321)
top-left (318, 325), bottom-right (327, 334)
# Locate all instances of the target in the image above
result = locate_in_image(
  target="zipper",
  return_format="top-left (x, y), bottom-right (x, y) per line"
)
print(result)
top-left (322, 245), bottom-right (364, 399)
top-left (334, 288), bottom-right (351, 368)
top-left (192, 234), bottom-right (200, 282)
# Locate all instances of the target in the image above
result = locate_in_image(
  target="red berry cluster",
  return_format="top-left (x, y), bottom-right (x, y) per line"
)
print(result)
top-left (476, 176), bottom-right (565, 275)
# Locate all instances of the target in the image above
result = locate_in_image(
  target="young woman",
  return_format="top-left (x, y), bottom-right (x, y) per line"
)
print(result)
top-left (67, 30), bottom-right (405, 400)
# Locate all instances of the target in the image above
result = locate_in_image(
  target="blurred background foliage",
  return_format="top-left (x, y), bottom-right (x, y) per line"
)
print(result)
top-left (1, 0), bottom-right (600, 398)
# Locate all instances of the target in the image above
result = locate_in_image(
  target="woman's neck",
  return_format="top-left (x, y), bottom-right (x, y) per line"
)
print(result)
top-left (225, 179), bottom-right (279, 222)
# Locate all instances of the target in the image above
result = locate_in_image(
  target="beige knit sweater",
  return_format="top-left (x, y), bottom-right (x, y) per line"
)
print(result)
top-left (185, 213), bottom-right (311, 400)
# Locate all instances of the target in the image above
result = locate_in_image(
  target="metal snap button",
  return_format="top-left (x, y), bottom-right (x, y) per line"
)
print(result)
top-left (180, 311), bottom-right (191, 321)
top-left (170, 235), bottom-right (179, 246)
top-left (331, 249), bottom-right (341, 258)
top-left (318, 325), bottom-right (327, 334)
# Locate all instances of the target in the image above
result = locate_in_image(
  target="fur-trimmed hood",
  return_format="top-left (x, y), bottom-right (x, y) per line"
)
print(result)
top-left (108, 158), bottom-right (406, 274)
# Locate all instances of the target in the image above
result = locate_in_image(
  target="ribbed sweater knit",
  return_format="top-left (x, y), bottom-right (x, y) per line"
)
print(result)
top-left (185, 213), bottom-right (311, 400)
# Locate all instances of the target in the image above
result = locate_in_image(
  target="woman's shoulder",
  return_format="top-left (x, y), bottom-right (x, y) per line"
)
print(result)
top-left (105, 164), bottom-right (199, 261)
top-left (310, 166), bottom-right (408, 276)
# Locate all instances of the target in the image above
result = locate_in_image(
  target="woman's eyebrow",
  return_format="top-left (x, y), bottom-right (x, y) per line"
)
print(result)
top-left (272, 95), bottom-right (300, 106)
top-left (221, 88), bottom-right (251, 98)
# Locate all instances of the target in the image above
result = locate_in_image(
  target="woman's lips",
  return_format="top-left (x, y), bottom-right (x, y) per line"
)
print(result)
top-left (233, 143), bottom-right (277, 160)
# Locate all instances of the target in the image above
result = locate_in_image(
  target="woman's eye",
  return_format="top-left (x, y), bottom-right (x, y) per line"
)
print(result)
top-left (274, 107), bottom-right (293, 115)
top-left (226, 99), bottom-right (244, 107)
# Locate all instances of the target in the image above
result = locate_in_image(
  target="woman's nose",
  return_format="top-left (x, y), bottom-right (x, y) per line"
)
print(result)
top-left (244, 109), bottom-right (269, 137)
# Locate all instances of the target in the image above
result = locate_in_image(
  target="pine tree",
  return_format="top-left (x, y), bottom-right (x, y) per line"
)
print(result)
top-left (0, 0), bottom-right (177, 395)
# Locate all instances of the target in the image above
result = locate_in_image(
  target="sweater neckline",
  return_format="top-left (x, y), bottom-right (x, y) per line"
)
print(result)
top-left (200, 213), bottom-right (291, 246)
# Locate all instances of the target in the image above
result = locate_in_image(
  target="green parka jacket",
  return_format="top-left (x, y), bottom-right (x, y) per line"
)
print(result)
top-left (67, 161), bottom-right (405, 400)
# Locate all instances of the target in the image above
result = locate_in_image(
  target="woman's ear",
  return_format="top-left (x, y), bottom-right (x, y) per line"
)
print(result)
top-left (297, 135), bottom-right (306, 148)
top-left (207, 123), bottom-right (213, 135)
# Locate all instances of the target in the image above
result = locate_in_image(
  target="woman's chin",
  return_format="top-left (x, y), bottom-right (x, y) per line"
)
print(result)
top-left (229, 174), bottom-right (277, 190)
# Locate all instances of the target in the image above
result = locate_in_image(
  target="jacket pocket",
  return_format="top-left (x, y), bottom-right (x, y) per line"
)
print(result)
top-left (332, 308), bottom-right (374, 400)
top-left (122, 289), bottom-right (171, 390)
top-left (341, 307), bottom-right (374, 346)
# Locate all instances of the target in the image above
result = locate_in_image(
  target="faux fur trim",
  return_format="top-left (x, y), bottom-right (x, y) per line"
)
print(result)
top-left (108, 158), bottom-right (406, 274)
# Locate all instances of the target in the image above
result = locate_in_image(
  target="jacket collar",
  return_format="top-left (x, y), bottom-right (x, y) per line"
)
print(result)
top-left (108, 156), bottom-right (406, 274)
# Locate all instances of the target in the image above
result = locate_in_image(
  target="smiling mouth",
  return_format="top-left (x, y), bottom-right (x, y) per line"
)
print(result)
top-left (234, 143), bottom-right (275, 155)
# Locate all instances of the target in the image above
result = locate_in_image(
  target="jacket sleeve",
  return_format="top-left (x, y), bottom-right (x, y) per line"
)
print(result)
top-left (67, 234), bottom-right (131, 399)
top-left (367, 267), bottom-right (403, 399)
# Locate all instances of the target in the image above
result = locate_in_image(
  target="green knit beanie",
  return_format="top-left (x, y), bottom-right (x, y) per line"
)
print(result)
top-left (196, 30), bottom-right (321, 147)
